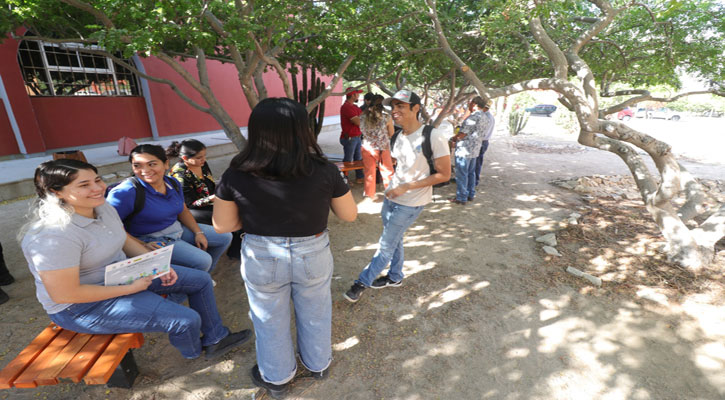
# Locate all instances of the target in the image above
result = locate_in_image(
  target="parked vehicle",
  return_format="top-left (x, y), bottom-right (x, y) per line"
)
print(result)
top-left (617, 108), bottom-right (634, 121)
top-left (701, 110), bottom-right (723, 118)
top-left (634, 108), bottom-right (649, 118)
top-left (525, 104), bottom-right (557, 116)
top-left (648, 107), bottom-right (681, 121)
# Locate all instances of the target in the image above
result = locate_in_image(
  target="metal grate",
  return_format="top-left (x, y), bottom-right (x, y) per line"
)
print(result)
top-left (17, 40), bottom-right (141, 97)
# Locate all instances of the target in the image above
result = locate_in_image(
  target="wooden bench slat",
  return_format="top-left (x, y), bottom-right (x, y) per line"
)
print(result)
top-left (57, 334), bottom-right (114, 383)
top-left (335, 161), bottom-right (365, 172)
top-left (13, 329), bottom-right (77, 388)
top-left (0, 323), bottom-right (62, 389)
top-left (83, 333), bottom-right (143, 385)
top-left (34, 333), bottom-right (93, 386)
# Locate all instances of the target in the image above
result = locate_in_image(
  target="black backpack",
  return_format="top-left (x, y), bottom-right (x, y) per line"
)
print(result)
top-left (105, 176), bottom-right (180, 223)
top-left (390, 125), bottom-right (437, 175)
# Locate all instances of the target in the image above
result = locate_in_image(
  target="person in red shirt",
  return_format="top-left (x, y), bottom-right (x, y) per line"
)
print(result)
top-left (340, 87), bottom-right (364, 183)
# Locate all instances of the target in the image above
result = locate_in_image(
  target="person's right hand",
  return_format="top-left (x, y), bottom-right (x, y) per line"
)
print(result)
top-left (128, 276), bottom-right (153, 293)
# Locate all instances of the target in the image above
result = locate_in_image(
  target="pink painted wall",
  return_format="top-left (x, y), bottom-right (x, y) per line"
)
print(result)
top-left (1, 29), bottom-right (343, 156)
top-left (138, 57), bottom-right (342, 137)
top-left (0, 30), bottom-right (45, 155)
top-left (30, 97), bottom-right (151, 149)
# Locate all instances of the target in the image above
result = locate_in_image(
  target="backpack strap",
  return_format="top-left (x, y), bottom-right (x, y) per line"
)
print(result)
top-left (390, 127), bottom-right (402, 149)
top-left (421, 125), bottom-right (436, 175)
top-left (124, 177), bottom-right (146, 224)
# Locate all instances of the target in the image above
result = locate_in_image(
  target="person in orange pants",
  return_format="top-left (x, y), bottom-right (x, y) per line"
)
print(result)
top-left (360, 95), bottom-right (395, 200)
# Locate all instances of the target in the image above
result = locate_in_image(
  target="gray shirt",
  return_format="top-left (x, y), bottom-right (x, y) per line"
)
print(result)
top-left (455, 110), bottom-right (486, 158)
top-left (21, 202), bottom-right (127, 314)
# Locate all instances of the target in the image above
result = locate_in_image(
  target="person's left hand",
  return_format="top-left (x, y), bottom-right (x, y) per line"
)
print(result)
top-left (385, 183), bottom-right (409, 199)
top-left (195, 233), bottom-right (208, 250)
top-left (160, 267), bottom-right (178, 286)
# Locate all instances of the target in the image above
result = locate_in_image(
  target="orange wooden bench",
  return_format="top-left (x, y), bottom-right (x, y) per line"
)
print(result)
top-left (0, 323), bottom-right (143, 390)
top-left (334, 160), bottom-right (365, 173)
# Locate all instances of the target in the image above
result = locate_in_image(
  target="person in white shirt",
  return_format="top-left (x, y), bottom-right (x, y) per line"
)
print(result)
top-left (344, 90), bottom-right (451, 303)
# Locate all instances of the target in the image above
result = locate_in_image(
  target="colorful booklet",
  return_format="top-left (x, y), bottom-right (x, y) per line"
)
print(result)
top-left (104, 244), bottom-right (173, 286)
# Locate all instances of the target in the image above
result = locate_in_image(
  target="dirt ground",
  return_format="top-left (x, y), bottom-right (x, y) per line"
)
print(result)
top-left (1, 124), bottom-right (724, 400)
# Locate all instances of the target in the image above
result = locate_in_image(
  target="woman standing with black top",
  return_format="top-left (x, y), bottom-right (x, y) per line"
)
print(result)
top-left (213, 98), bottom-right (357, 398)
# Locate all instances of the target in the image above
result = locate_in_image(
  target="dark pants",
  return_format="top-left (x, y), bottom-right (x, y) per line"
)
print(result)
top-left (474, 140), bottom-right (489, 186)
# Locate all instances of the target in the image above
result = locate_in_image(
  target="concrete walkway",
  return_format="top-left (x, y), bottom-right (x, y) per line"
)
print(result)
top-left (0, 116), bottom-right (342, 203)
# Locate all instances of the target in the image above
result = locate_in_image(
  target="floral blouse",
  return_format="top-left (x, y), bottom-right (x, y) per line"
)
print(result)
top-left (170, 161), bottom-right (215, 209)
top-left (360, 113), bottom-right (391, 151)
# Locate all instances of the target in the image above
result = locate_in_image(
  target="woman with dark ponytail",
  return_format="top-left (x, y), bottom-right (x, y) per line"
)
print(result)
top-left (106, 144), bottom-right (232, 274)
top-left (167, 140), bottom-right (216, 224)
top-left (167, 139), bottom-right (243, 259)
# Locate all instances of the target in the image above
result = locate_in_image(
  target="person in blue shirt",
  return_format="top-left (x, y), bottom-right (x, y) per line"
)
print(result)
top-left (107, 144), bottom-right (232, 274)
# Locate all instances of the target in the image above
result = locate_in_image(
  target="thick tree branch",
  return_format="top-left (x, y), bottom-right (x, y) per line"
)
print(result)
top-left (530, 18), bottom-right (568, 79)
top-left (306, 55), bottom-right (354, 112)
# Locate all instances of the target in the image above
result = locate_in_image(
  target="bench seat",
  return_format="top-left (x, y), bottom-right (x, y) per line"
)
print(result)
top-left (0, 323), bottom-right (143, 389)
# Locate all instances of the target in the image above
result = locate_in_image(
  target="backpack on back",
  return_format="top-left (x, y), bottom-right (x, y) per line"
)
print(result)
top-left (390, 125), bottom-right (437, 174)
top-left (105, 176), bottom-right (180, 223)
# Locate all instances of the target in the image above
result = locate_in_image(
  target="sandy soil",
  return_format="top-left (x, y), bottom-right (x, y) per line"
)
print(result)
top-left (1, 124), bottom-right (724, 400)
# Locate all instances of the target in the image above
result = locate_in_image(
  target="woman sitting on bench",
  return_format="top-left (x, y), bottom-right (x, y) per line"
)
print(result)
top-left (19, 159), bottom-right (251, 360)
top-left (106, 144), bottom-right (232, 273)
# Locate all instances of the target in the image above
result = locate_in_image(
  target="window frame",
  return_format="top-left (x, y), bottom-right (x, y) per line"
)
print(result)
top-left (17, 39), bottom-right (141, 97)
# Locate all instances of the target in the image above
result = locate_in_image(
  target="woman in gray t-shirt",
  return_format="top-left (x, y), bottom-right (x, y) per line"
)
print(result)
top-left (20, 159), bottom-right (250, 360)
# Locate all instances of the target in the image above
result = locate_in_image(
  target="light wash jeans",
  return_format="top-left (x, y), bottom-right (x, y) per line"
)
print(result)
top-left (455, 156), bottom-right (477, 202)
top-left (49, 266), bottom-right (229, 359)
top-left (138, 223), bottom-right (232, 273)
top-left (356, 198), bottom-right (424, 286)
top-left (241, 231), bottom-right (333, 385)
top-left (340, 136), bottom-right (363, 179)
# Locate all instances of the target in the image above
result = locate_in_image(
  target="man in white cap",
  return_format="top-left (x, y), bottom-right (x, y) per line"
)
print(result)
top-left (449, 96), bottom-right (490, 204)
top-left (344, 89), bottom-right (451, 303)
top-left (474, 98), bottom-right (495, 186)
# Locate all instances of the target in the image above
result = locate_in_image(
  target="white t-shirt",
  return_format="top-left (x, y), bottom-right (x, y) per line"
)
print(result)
top-left (388, 125), bottom-right (450, 207)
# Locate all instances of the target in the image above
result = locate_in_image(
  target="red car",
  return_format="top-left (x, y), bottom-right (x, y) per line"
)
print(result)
top-left (617, 108), bottom-right (634, 121)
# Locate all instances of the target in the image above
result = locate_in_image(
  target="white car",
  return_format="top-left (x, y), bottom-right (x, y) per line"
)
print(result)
top-left (648, 107), bottom-right (681, 121)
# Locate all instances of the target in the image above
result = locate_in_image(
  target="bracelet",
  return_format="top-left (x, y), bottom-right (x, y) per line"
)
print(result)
top-left (195, 231), bottom-right (205, 236)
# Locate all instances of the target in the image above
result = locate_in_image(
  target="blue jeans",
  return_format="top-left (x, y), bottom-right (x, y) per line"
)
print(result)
top-left (340, 136), bottom-right (363, 179)
top-left (49, 266), bottom-right (229, 359)
top-left (356, 199), bottom-right (424, 286)
top-left (241, 231), bottom-right (333, 385)
top-left (455, 156), bottom-right (477, 201)
top-left (138, 223), bottom-right (232, 273)
top-left (474, 140), bottom-right (489, 186)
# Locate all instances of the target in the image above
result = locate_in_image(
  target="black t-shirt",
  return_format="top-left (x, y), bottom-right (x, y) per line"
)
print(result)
top-left (216, 161), bottom-right (349, 237)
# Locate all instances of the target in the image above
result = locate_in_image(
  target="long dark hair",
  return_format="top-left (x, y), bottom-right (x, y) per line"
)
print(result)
top-left (230, 98), bottom-right (326, 179)
top-left (19, 159), bottom-right (100, 239)
top-left (34, 159), bottom-right (98, 199)
top-left (166, 139), bottom-right (206, 159)
top-left (362, 94), bottom-right (385, 126)
top-left (128, 144), bottom-right (167, 164)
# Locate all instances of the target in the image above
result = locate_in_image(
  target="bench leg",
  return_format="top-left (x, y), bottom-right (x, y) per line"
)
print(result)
top-left (106, 350), bottom-right (139, 389)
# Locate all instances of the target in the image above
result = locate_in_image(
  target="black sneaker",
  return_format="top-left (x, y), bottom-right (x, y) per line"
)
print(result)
top-left (343, 282), bottom-right (366, 303)
top-left (251, 364), bottom-right (288, 399)
top-left (370, 275), bottom-right (402, 289)
top-left (310, 366), bottom-right (329, 380)
top-left (203, 329), bottom-right (252, 360)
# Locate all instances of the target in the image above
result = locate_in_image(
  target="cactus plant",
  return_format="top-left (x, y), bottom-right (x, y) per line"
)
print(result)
top-left (508, 109), bottom-right (529, 136)
top-left (291, 65), bottom-right (326, 138)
